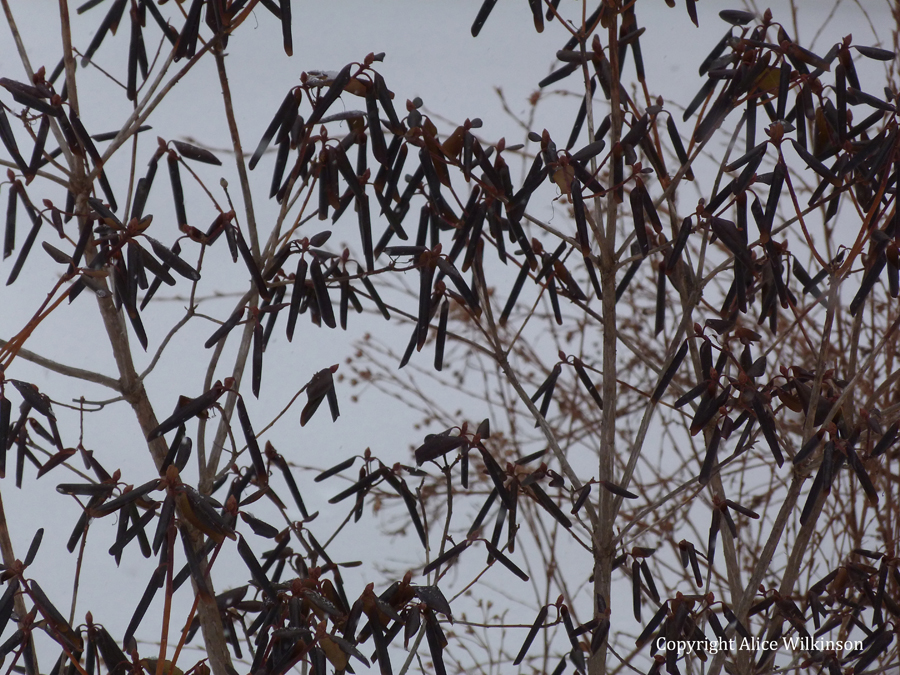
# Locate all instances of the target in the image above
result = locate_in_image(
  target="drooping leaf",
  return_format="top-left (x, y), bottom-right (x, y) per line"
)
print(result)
top-left (81, 0), bottom-right (127, 65)
top-left (422, 541), bottom-right (469, 576)
top-left (328, 467), bottom-right (387, 505)
top-left (382, 471), bottom-right (427, 548)
top-left (92, 479), bottom-right (160, 517)
top-left (205, 306), bottom-right (244, 349)
top-left (471, 0), bottom-right (498, 37)
top-left (236, 396), bottom-right (266, 480)
top-left (301, 367), bottom-right (338, 426)
top-left (174, 0), bottom-right (203, 60)
top-left (271, 452), bottom-right (309, 518)
top-left (123, 565), bottom-right (165, 647)
top-left (599, 480), bottom-right (637, 500)
top-left (529, 483), bottom-right (572, 528)
top-left (513, 606), bottom-right (548, 665)
top-left (239, 512), bottom-right (280, 539)
top-left (483, 540), bottom-right (529, 581)
top-left (147, 382), bottom-right (227, 440)
top-left (171, 140), bottom-right (222, 165)
top-left (5, 194), bottom-right (42, 285)
top-left (234, 226), bottom-right (271, 301)
top-left (250, 90), bottom-right (300, 170)
top-left (310, 258), bottom-right (335, 328)
top-left (237, 535), bottom-right (275, 599)
top-left (307, 64), bottom-right (353, 126)
top-left (415, 434), bottom-right (467, 465)
top-left (315, 456), bottom-right (357, 482)
top-left (23, 528), bottom-right (43, 566)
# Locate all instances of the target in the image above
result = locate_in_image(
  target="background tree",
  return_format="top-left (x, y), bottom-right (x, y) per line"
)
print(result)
top-left (1, 2), bottom-right (899, 675)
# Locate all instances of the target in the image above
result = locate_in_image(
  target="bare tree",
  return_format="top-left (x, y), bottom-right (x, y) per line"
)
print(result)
top-left (1, 1), bottom-right (899, 675)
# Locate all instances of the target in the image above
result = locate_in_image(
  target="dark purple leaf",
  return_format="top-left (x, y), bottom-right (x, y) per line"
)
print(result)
top-left (328, 466), bottom-right (386, 504)
top-left (123, 565), bottom-right (165, 647)
top-left (5, 196), bottom-right (41, 285)
top-left (92, 479), bottom-right (160, 517)
top-left (467, 488), bottom-right (498, 537)
top-left (599, 480), bottom-right (637, 500)
top-left (22, 528), bottom-right (43, 567)
top-left (632, 560), bottom-right (642, 621)
top-left (236, 396), bottom-right (265, 480)
top-left (529, 483), bottom-right (571, 528)
top-left (148, 383), bottom-right (227, 440)
top-left (237, 535), bottom-right (275, 599)
top-left (539, 62), bottom-right (579, 88)
top-left (500, 262), bottom-right (530, 325)
top-left (513, 605), bottom-right (547, 665)
top-left (415, 434), bottom-right (467, 465)
top-left (423, 541), bottom-right (470, 576)
top-left (854, 45), bottom-right (896, 61)
top-left (270, 453), bottom-right (309, 518)
top-left (250, 90), bottom-right (299, 170)
top-left (300, 367), bottom-right (336, 426)
top-left (310, 258), bottom-right (335, 328)
top-left (314, 456), bottom-right (356, 483)
top-left (483, 540), bottom-right (529, 581)
top-left (81, 0), bottom-right (127, 65)
top-left (166, 151), bottom-right (187, 229)
top-left (308, 64), bottom-right (353, 126)
top-left (174, 0), bottom-right (203, 60)
top-left (172, 140), bottom-right (221, 165)
top-left (239, 512), bottom-right (279, 539)
top-left (205, 306), bottom-right (244, 349)
top-left (471, 0), bottom-right (498, 36)
top-left (872, 422), bottom-right (899, 457)
top-left (629, 186), bottom-right (650, 255)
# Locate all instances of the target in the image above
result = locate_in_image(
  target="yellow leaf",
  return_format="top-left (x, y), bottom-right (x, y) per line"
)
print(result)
top-left (320, 636), bottom-right (350, 671)
top-left (442, 127), bottom-right (466, 159)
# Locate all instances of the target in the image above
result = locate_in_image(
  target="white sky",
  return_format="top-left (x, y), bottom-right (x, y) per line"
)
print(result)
top-left (0, 0), bottom-right (893, 671)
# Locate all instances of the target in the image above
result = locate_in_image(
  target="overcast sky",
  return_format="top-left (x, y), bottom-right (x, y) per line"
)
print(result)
top-left (0, 0), bottom-right (893, 670)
